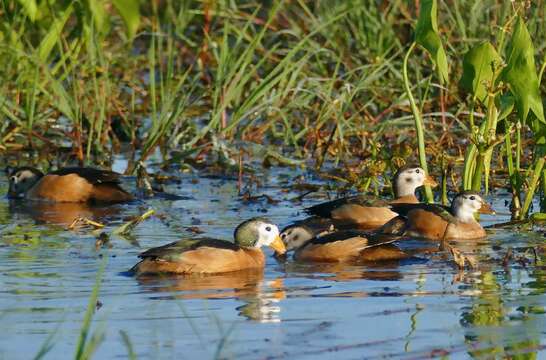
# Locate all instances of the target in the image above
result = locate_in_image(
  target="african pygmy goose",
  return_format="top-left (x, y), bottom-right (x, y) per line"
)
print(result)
top-left (6, 166), bottom-right (134, 203)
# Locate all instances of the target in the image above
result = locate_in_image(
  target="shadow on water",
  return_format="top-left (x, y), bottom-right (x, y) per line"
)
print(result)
top-left (1, 165), bottom-right (546, 359)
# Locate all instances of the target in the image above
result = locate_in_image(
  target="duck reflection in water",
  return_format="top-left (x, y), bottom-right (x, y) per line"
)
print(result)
top-left (135, 270), bottom-right (286, 322)
top-left (8, 199), bottom-right (125, 226)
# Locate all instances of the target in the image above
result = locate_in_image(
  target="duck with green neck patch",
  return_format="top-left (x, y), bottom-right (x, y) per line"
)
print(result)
top-left (131, 217), bottom-right (286, 275)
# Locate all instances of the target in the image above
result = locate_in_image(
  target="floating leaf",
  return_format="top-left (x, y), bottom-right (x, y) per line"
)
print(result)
top-left (501, 16), bottom-right (545, 124)
top-left (415, 0), bottom-right (449, 83)
top-left (460, 42), bottom-right (502, 102)
top-left (112, 0), bottom-right (141, 39)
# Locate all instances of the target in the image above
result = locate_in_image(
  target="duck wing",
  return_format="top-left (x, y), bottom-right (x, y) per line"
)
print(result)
top-left (282, 216), bottom-right (336, 235)
top-left (389, 203), bottom-right (457, 223)
top-left (138, 238), bottom-right (240, 262)
top-left (305, 195), bottom-right (390, 217)
top-left (308, 229), bottom-right (397, 248)
top-left (49, 167), bottom-right (123, 185)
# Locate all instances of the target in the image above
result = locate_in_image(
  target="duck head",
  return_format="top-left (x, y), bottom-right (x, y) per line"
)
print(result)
top-left (280, 225), bottom-right (315, 251)
top-left (234, 217), bottom-right (286, 254)
top-left (5, 166), bottom-right (44, 198)
top-left (451, 191), bottom-right (495, 223)
top-left (393, 164), bottom-right (437, 197)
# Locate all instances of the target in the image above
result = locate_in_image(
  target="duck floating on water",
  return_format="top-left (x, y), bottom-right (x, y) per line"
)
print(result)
top-left (6, 166), bottom-right (134, 203)
top-left (279, 165), bottom-right (438, 248)
top-left (380, 191), bottom-right (495, 240)
top-left (131, 217), bottom-right (286, 275)
top-left (286, 229), bottom-right (408, 263)
top-left (303, 164), bottom-right (438, 229)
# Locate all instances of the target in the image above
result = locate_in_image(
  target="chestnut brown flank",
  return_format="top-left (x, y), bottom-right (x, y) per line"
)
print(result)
top-left (133, 247), bottom-right (265, 275)
top-left (25, 173), bottom-right (133, 203)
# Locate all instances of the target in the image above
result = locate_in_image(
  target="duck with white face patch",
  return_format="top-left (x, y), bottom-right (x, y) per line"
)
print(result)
top-left (380, 191), bottom-right (495, 240)
top-left (279, 217), bottom-right (336, 252)
top-left (131, 217), bottom-right (286, 275)
top-left (283, 165), bottom-right (438, 238)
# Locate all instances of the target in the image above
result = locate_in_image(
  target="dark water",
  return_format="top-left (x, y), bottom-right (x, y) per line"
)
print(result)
top-left (1, 161), bottom-right (545, 359)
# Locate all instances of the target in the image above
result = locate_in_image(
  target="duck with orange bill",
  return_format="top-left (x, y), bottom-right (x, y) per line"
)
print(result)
top-left (131, 217), bottom-right (286, 275)
top-left (380, 191), bottom-right (495, 241)
top-left (302, 164), bottom-right (438, 230)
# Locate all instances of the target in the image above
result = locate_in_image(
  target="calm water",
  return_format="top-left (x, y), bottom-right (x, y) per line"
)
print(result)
top-left (1, 162), bottom-right (545, 359)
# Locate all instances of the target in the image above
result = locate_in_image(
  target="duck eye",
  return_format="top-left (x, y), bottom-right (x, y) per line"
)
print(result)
top-left (415, 169), bottom-right (420, 174)
top-left (265, 226), bottom-right (271, 232)
top-left (469, 196), bottom-right (476, 200)
top-left (10, 176), bottom-right (17, 182)
top-left (281, 233), bottom-right (286, 239)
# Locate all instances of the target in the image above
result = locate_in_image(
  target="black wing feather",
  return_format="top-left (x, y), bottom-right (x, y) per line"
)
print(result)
top-left (389, 203), bottom-right (456, 223)
top-left (281, 216), bottom-right (335, 236)
top-left (138, 238), bottom-right (240, 260)
top-left (49, 167), bottom-right (123, 185)
top-left (305, 195), bottom-right (390, 217)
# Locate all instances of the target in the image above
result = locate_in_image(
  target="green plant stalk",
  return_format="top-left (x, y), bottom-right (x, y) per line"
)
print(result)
top-left (26, 66), bottom-right (39, 146)
top-left (542, 170), bottom-right (546, 212)
top-left (504, 123), bottom-right (515, 179)
top-left (403, 42), bottom-right (433, 202)
top-left (471, 153), bottom-right (485, 191)
top-left (520, 157), bottom-right (545, 219)
top-left (148, 32), bottom-right (157, 126)
top-left (470, 93), bottom-right (498, 192)
top-left (504, 123), bottom-right (522, 217)
top-left (463, 143), bottom-right (477, 190)
top-left (74, 260), bottom-right (106, 360)
top-left (515, 123), bottom-right (522, 171)
top-left (462, 97), bottom-right (479, 190)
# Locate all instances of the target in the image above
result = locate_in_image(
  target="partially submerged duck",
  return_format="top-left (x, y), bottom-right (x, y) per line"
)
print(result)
top-left (6, 166), bottom-right (134, 203)
top-left (131, 218), bottom-right (286, 275)
top-left (291, 230), bottom-right (407, 263)
top-left (381, 191), bottom-right (494, 240)
top-left (304, 165), bottom-right (437, 230)
top-left (280, 216), bottom-right (336, 252)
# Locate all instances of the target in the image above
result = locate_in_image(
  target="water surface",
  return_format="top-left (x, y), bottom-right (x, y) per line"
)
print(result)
top-left (1, 164), bottom-right (545, 359)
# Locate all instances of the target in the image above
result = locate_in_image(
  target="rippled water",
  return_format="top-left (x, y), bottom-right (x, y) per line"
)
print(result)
top-left (1, 162), bottom-right (545, 359)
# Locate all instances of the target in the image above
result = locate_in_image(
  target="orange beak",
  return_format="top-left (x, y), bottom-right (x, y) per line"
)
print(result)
top-left (423, 175), bottom-right (438, 188)
top-left (479, 202), bottom-right (495, 215)
top-left (269, 235), bottom-right (287, 255)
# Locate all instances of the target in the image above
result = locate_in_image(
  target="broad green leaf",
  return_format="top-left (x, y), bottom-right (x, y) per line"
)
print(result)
top-left (17, 0), bottom-right (37, 21)
top-left (38, 5), bottom-right (73, 61)
top-left (460, 42), bottom-right (502, 103)
top-left (501, 16), bottom-right (545, 124)
top-left (531, 116), bottom-right (546, 145)
top-left (498, 93), bottom-right (515, 121)
top-left (112, 0), bottom-right (141, 39)
top-left (415, 0), bottom-right (448, 83)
